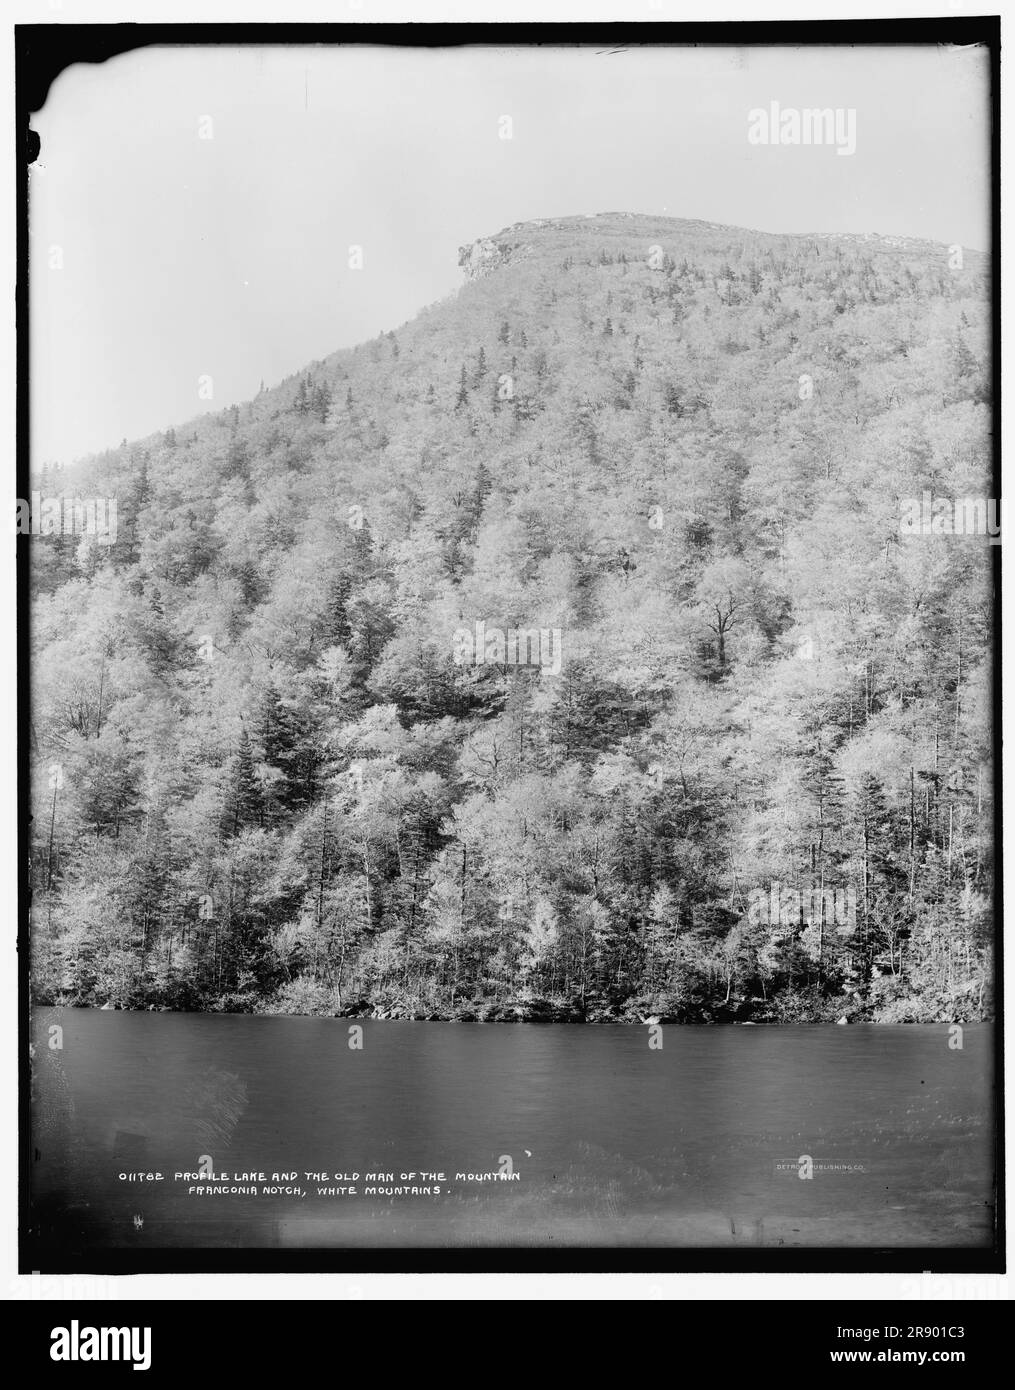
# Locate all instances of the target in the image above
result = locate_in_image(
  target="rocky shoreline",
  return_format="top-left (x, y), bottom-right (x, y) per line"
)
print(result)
top-left (330, 998), bottom-right (849, 1024)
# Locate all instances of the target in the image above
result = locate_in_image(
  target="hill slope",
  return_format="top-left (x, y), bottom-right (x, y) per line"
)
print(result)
top-left (30, 213), bottom-right (994, 1022)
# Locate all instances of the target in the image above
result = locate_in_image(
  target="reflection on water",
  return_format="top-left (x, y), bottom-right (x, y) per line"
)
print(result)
top-left (30, 1010), bottom-right (995, 1250)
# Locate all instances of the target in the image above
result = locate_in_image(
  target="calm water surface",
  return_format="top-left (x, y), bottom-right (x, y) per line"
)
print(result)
top-left (30, 1010), bottom-right (995, 1249)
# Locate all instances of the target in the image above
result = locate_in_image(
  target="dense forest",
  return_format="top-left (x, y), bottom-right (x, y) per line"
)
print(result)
top-left (29, 213), bottom-right (994, 1023)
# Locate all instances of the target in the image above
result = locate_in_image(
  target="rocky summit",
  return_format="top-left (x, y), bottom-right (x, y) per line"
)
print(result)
top-left (457, 212), bottom-right (986, 281)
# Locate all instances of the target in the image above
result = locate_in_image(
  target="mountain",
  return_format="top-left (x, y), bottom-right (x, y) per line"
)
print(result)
top-left (29, 213), bottom-right (994, 1023)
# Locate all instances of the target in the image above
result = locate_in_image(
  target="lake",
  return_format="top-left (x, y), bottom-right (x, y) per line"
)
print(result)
top-left (29, 1010), bottom-right (995, 1250)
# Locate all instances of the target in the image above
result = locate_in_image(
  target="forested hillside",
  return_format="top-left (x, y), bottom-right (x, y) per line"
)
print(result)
top-left (29, 212), bottom-right (994, 1022)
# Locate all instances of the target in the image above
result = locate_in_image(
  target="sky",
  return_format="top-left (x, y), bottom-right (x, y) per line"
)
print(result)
top-left (30, 42), bottom-right (991, 466)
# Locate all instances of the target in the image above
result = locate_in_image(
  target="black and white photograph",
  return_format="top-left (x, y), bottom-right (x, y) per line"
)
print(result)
top-left (17, 17), bottom-right (1002, 1293)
